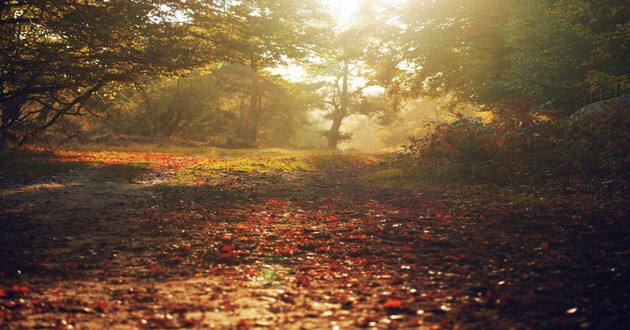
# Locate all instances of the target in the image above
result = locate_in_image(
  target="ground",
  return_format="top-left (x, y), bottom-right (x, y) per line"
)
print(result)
top-left (0, 151), bottom-right (628, 329)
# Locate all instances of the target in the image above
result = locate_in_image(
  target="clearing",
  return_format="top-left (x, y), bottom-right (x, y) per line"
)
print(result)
top-left (0, 150), bottom-right (628, 329)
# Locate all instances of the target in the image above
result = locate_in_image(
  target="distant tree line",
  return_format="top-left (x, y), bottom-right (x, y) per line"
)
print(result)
top-left (2, 0), bottom-right (628, 150)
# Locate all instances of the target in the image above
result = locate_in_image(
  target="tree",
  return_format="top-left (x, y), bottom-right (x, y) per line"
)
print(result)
top-left (501, 1), bottom-right (593, 113)
top-left (316, 18), bottom-right (396, 150)
top-left (212, 64), bottom-right (321, 147)
top-left (0, 0), bottom-right (223, 147)
top-left (209, 0), bottom-right (333, 147)
top-left (366, 0), bottom-right (515, 103)
top-left (367, 0), bottom-right (630, 116)
top-left (90, 75), bottom-right (223, 141)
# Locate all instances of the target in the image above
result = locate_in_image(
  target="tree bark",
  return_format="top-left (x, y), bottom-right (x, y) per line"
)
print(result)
top-left (327, 60), bottom-right (350, 149)
top-left (244, 75), bottom-right (262, 147)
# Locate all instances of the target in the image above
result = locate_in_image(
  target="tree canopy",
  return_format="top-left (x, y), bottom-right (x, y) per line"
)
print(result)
top-left (0, 0), bottom-right (227, 145)
top-left (366, 0), bottom-right (630, 116)
top-left (2, 0), bottom-right (628, 148)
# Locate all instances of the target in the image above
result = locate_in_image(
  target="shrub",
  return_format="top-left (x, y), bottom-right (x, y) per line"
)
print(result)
top-left (397, 102), bottom-right (630, 185)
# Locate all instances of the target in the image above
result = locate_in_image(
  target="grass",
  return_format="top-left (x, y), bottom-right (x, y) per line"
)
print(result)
top-left (2, 146), bottom-right (394, 187)
top-left (67, 142), bottom-right (316, 158)
top-left (172, 156), bottom-right (312, 184)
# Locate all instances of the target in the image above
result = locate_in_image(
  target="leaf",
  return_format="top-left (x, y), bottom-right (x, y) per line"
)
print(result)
top-left (296, 276), bottom-right (311, 287)
top-left (221, 245), bottom-right (235, 253)
top-left (419, 232), bottom-right (433, 240)
top-left (96, 300), bottom-right (108, 312)
top-left (383, 298), bottom-right (403, 309)
top-left (266, 199), bottom-right (282, 206)
top-left (236, 319), bottom-right (254, 328)
top-left (170, 304), bottom-right (189, 313)
top-left (10, 285), bottom-right (29, 295)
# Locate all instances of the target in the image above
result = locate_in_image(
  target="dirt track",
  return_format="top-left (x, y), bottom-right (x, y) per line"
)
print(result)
top-left (1, 161), bottom-right (628, 329)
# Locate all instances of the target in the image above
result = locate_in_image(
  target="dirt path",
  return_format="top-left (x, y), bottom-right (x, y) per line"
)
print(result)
top-left (1, 161), bottom-right (628, 329)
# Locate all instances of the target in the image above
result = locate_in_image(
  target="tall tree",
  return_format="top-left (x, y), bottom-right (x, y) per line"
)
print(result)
top-left (317, 9), bottom-right (395, 150)
top-left (209, 0), bottom-right (333, 147)
top-left (367, 0), bottom-right (629, 116)
top-left (367, 0), bottom-right (515, 103)
top-left (0, 0), bottom-right (226, 147)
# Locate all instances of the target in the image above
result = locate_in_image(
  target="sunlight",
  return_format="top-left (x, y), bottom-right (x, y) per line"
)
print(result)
top-left (321, 0), bottom-right (362, 27)
top-left (269, 64), bottom-right (308, 82)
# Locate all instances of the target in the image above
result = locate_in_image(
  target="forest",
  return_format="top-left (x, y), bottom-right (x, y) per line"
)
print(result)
top-left (1, 0), bottom-right (628, 328)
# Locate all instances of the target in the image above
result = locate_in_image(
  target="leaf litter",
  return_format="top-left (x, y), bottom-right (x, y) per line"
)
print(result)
top-left (0, 153), bottom-right (628, 329)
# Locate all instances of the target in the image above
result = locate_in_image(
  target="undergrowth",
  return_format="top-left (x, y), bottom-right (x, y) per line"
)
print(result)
top-left (395, 102), bottom-right (630, 188)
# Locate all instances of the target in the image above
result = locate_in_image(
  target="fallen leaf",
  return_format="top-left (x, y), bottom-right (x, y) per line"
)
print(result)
top-left (383, 298), bottom-right (403, 309)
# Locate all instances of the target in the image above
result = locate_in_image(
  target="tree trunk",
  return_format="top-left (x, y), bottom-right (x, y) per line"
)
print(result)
top-left (244, 75), bottom-right (262, 147)
top-left (327, 60), bottom-right (350, 149)
top-left (0, 96), bottom-right (24, 147)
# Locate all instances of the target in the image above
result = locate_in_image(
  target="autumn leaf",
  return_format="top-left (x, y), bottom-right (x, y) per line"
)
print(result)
top-left (383, 298), bottom-right (403, 309)
top-left (10, 285), bottom-right (29, 295)
top-left (236, 319), bottom-right (254, 328)
top-left (221, 245), bottom-right (235, 253)
top-left (170, 304), bottom-right (189, 313)
top-left (419, 232), bottom-right (433, 240)
top-left (96, 300), bottom-right (108, 312)
top-left (296, 276), bottom-right (311, 287)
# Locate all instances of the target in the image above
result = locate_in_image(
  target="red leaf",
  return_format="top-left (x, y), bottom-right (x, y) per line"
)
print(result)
top-left (11, 285), bottom-right (29, 294)
top-left (237, 319), bottom-right (254, 328)
top-left (266, 199), bottom-right (282, 206)
top-left (296, 276), bottom-right (310, 287)
top-left (383, 298), bottom-right (403, 309)
top-left (96, 300), bottom-right (108, 312)
top-left (171, 303), bottom-right (189, 313)
top-left (419, 232), bottom-right (433, 240)
top-left (327, 215), bottom-right (339, 221)
top-left (0, 289), bottom-right (5, 298)
top-left (221, 245), bottom-right (235, 253)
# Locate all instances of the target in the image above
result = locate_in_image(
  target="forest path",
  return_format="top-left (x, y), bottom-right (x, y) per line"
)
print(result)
top-left (0, 156), bottom-right (628, 329)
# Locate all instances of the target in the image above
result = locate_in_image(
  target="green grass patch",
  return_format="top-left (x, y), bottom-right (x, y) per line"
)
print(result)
top-left (66, 143), bottom-right (318, 158)
top-left (172, 156), bottom-right (313, 184)
top-left (0, 151), bottom-right (93, 181)
top-left (90, 163), bottom-right (151, 183)
top-left (309, 154), bottom-right (381, 169)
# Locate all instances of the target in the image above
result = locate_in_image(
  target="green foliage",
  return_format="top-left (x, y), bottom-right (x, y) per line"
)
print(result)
top-left (367, 0), bottom-right (630, 116)
top-left (0, 0), bottom-right (220, 146)
top-left (85, 65), bottom-right (322, 148)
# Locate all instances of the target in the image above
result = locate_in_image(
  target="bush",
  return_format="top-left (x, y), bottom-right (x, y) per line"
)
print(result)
top-left (397, 102), bottom-right (630, 185)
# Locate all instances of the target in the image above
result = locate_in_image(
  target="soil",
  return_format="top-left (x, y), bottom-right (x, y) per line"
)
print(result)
top-left (1, 160), bottom-right (628, 329)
